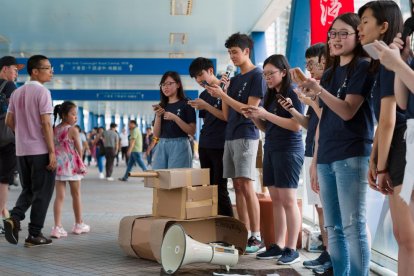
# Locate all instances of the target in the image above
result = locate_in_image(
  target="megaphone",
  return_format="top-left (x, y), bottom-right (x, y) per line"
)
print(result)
top-left (160, 224), bottom-right (239, 274)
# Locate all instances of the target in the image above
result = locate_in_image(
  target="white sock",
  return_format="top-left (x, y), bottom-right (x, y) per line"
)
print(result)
top-left (252, 231), bottom-right (261, 241)
top-left (247, 231), bottom-right (252, 239)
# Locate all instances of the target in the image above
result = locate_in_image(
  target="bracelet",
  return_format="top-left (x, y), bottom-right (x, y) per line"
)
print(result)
top-left (376, 168), bottom-right (388, 174)
top-left (152, 136), bottom-right (159, 142)
top-left (316, 88), bottom-right (322, 96)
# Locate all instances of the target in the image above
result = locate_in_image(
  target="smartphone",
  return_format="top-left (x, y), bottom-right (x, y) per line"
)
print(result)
top-left (290, 67), bottom-right (307, 82)
top-left (276, 94), bottom-right (293, 109)
top-left (152, 104), bottom-right (161, 110)
top-left (363, 40), bottom-right (387, 60)
top-left (201, 80), bottom-right (211, 87)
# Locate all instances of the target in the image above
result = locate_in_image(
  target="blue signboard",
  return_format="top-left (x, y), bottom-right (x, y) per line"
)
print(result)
top-left (16, 58), bottom-right (216, 75)
top-left (50, 89), bottom-right (198, 101)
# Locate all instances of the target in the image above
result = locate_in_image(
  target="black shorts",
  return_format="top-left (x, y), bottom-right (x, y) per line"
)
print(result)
top-left (388, 124), bottom-right (407, 187)
top-left (263, 150), bottom-right (304, 188)
top-left (0, 143), bottom-right (17, 184)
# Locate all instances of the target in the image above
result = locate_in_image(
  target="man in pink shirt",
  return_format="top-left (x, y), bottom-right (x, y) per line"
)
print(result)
top-left (4, 55), bottom-right (56, 247)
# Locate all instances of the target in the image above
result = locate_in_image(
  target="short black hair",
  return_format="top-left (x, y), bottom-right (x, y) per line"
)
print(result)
top-left (225, 32), bottom-right (253, 53)
top-left (305, 43), bottom-right (326, 59)
top-left (129, 120), bottom-right (137, 126)
top-left (189, 57), bottom-right (215, 78)
top-left (27, 55), bottom-right (48, 75)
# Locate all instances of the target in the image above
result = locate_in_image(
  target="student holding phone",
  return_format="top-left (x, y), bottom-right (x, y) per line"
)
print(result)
top-left (292, 13), bottom-right (375, 275)
top-left (188, 57), bottom-right (233, 217)
top-left (152, 71), bottom-right (196, 169)
top-left (358, 2), bottom-right (413, 275)
top-left (242, 54), bottom-right (304, 265)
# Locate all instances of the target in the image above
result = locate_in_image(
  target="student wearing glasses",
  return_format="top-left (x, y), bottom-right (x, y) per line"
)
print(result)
top-left (292, 13), bottom-right (375, 275)
top-left (152, 71), bottom-right (196, 169)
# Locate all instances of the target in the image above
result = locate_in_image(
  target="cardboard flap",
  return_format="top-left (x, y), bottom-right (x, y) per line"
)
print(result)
top-left (149, 218), bottom-right (171, 263)
top-left (118, 215), bottom-right (150, 257)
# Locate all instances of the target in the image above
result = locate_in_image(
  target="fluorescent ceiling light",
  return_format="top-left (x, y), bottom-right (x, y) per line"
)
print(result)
top-left (169, 52), bottom-right (184, 58)
top-left (169, 33), bottom-right (187, 45)
top-left (170, 0), bottom-right (192, 16)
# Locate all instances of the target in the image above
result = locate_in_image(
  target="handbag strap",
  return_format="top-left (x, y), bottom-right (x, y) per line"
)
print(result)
top-left (0, 80), bottom-right (8, 94)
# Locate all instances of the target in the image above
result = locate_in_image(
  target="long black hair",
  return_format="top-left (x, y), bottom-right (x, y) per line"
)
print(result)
top-left (325, 13), bottom-right (365, 83)
top-left (358, 1), bottom-right (403, 72)
top-left (262, 54), bottom-right (292, 110)
top-left (53, 101), bottom-right (77, 127)
top-left (158, 71), bottom-right (185, 108)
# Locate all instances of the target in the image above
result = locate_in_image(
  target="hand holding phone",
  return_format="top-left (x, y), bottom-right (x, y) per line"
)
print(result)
top-left (363, 40), bottom-right (388, 60)
top-left (201, 80), bottom-right (211, 87)
top-left (290, 67), bottom-right (307, 83)
top-left (276, 94), bottom-right (293, 109)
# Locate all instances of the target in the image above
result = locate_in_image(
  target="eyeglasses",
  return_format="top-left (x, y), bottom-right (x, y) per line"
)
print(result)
top-left (328, 31), bottom-right (356, 39)
top-left (305, 62), bottom-right (316, 70)
top-left (262, 70), bottom-right (280, 78)
top-left (160, 81), bottom-right (176, 88)
top-left (37, 66), bottom-right (54, 71)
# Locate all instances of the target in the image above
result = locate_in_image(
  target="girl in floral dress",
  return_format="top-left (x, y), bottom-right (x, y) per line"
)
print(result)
top-left (51, 101), bottom-right (89, 238)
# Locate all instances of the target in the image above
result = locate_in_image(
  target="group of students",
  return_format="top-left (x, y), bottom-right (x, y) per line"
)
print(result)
top-left (149, 1), bottom-right (414, 275)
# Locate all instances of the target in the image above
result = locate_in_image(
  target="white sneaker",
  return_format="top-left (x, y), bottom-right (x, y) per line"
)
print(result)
top-left (106, 177), bottom-right (114, 181)
top-left (99, 173), bottom-right (104, 179)
top-left (72, 222), bottom-right (90, 235)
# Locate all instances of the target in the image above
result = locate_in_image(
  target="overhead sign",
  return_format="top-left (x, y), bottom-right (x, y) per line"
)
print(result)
top-left (16, 58), bottom-right (216, 75)
top-left (50, 89), bottom-right (198, 101)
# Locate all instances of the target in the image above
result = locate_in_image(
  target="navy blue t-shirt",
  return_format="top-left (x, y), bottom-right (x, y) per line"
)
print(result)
top-left (0, 79), bottom-right (17, 115)
top-left (305, 106), bottom-right (319, 157)
top-left (318, 59), bottom-right (375, 164)
top-left (264, 86), bottom-right (304, 152)
top-left (159, 99), bottom-right (196, 138)
top-left (372, 65), bottom-right (406, 127)
top-left (198, 90), bottom-right (227, 149)
top-left (225, 67), bottom-right (266, 140)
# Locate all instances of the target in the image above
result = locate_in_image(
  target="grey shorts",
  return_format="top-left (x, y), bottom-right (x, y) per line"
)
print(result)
top-left (223, 139), bottom-right (258, 180)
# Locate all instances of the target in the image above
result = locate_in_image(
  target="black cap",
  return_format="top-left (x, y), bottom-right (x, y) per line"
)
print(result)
top-left (0, 56), bottom-right (25, 70)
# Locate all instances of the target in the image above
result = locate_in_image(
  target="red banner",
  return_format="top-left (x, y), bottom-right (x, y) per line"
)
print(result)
top-left (310, 0), bottom-right (354, 44)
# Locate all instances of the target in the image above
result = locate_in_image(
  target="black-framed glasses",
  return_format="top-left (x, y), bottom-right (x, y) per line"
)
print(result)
top-left (37, 66), bottom-right (54, 71)
top-left (328, 31), bottom-right (356, 39)
top-left (262, 70), bottom-right (280, 78)
top-left (159, 81), bottom-right (176, 88)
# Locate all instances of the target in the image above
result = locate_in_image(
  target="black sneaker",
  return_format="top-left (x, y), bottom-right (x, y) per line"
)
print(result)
top-left (256, 244), bottom-right (283, 260)
top-left (0, 225), bottom-right (5, 235)
top-left (24, 233), bottom-right (52, 247)
top-left (277, 248), bottom-right (300, 265)
top-left (312, 261), bottom-right (333, 275)
top-left (303, 250), bottom-right (330, 269)
top-left (118, 177), bottom-right (128, 182)
top-left (3, 217), bottom-right (20, 244)
top-left (245, 236), bottom-right (265, 255)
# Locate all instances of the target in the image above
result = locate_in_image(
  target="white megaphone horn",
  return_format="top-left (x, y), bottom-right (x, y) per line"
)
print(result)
top-left (160, 224), bottom-right (239, 275)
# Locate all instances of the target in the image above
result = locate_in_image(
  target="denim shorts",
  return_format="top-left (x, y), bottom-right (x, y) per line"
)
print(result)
top-left (263, 150), bottom-right (304, 188)
top-left (152, 137), bottom-right (192, 169)
top-left (223, 139), bottom-right (258, 180)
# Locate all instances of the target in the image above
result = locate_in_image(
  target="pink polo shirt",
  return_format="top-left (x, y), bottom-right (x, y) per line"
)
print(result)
top-left (8, 81), bottom-right (53, 156)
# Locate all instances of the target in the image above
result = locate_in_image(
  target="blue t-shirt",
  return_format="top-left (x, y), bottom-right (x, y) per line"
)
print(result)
top-left (305, 106), bottom-right (319, 157)
top-left (225, 67), bottom-right (266, 140)
top-left (318, 59), bottom-right (375, 164)
top-left (198, 90), bottom-right (227, 149)
top-left (372, 65), bottom-right (406, 127)
top-left (159, 99), bottom-right (196, 138)
top-left (264, 86), bottom-right (304, 152)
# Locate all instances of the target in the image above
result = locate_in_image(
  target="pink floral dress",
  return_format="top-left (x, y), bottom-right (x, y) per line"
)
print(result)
top-left (54, 124), bottom-right (86, 180)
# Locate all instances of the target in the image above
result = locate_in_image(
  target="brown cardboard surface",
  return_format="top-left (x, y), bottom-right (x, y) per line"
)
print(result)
top-left (143, 168), bottom-right (210, 189)
top-left (118, 215), bottom-right (248, 263)
top-left (153, 185), bottom-right (218, 219)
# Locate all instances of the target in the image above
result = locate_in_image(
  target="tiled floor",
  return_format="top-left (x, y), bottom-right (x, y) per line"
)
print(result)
top-left (0, 163), bottom-right (331, 275)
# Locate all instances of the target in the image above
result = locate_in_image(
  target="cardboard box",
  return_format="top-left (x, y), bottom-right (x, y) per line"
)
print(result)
top-left (130, 168), bottom-right (210, 189)
top-left (153, 185), bottom-right (218, 219)
top-left (118, 215), bottom-right (248, 263)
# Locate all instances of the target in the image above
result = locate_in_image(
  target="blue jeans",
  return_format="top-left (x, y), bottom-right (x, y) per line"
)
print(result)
top-left (317, 156), bottom-right (370, 276)
top-left (123, 152), bottom-right (147, 179)
top-left (152, 137), bottom-right (192, 169)
top-left (95, 148), bottom-right (105, 173)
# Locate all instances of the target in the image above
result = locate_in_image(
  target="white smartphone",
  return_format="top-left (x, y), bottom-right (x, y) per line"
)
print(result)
top-left (363, 41), bottom-right (388, 60)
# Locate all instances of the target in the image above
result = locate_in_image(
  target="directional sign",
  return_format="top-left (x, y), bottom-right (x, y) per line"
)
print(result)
top-left (16, 58), bottom-right (216, 75)
top-left (50, 89), bottom-right (198, 101)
